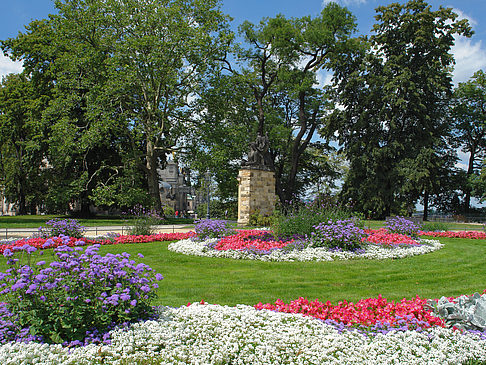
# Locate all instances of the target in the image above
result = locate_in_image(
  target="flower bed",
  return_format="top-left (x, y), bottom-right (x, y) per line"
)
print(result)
top-left (420, 230), bottom-right (486, 240)
top-left (0, 232), bottom-right (195, 255)
top-left (365, 229), bottom-right (420, 246)
top-left (0, 302), bottom-right (485, 364)
top-left (255, 295), bottom-right (443, 331)
top-left (168, 237), bottom-right (442, 261)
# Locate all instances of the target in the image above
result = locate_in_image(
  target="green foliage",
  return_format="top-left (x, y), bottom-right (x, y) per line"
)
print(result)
top-left (186, 3), bottom-right (357, 204)
top-left (422, 221), bottom-right (450, 232)
top-left (327, 0), bottom-right (472, 218)
top-left (125, 205), bottom-right (164, 236)
top-left (272, 195), bottom-right (356, 237)
top-left (248, 210), bottom-right (274, 227)
top-left (452, 70), bottom-right (486, 210)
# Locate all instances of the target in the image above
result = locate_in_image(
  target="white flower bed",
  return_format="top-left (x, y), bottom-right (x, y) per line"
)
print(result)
top-left (168, 238), bottom-right (443, 262)
top-left (0, 303), bottom-right (484, 364)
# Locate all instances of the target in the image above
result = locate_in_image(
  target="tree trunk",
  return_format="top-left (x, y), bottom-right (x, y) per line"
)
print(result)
top-left (423, 190), bottom-right (429, 221)
top-left (146, 139), bottom-right (163, 212)
top-left (464, 148), bottom-right (476, 214)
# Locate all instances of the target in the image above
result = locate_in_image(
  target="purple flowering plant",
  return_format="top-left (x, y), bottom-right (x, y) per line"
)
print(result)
top-left (0, 244), bottom-right (163, 345)
top-left (385, 216), bottom-right (422, 238)
top-left (38, 218), bottom-right (86, 239)
top-left (310, 218), bottom-right (366, 251)
top-left (194, 219), bottom-right (234, 240)
top-left (124, 204), bottom-right (164, 236)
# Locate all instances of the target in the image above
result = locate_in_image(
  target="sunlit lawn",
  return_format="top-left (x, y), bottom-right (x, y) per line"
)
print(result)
top-left (0, 215), bottom-right (193, 228)
top-left (1, 236), bottom-right (484, 307)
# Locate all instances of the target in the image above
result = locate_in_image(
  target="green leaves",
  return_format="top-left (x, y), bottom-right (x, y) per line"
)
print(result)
top-left (329, 0), bottom-right (471, 218)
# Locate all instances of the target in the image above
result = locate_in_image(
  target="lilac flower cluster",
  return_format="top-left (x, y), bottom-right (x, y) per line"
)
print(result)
top-left (194, 219), bottom-right (234, 240)
top-left (385, 216), bottom-right (422, 238)
top-left (0, 244), bottom-right (163, 346)
top-left (310, 218), bottom-right (366, 251)
top-left (37, 218), bottom-right (86, 239)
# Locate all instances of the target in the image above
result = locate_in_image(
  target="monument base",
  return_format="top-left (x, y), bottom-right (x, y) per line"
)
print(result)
top-left (237, 168), bottom-right (276, 226)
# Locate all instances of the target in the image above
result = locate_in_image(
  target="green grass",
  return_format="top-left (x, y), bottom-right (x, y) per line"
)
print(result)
top-left (2, 236), bottom-right (484, 307)
top-left (0, 215), bottom-right (194, 228)
top-left (363, 219), bottom-right (485, 231)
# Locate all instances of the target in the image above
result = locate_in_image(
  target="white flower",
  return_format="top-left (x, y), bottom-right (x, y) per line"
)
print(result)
top-left (0, 304), bottom-right (484, 364)
top-left (168, 238), bottom-right (443, 262)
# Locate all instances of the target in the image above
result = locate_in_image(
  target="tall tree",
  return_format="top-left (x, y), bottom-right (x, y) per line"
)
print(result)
top-left (3, 0), bottom-right (231, 214)
top-left (189, 4), bottom-right (357, 204)
top-left (328, 0), bottom-right (471, 218)
top-left (451, 69), bottom-right (486, 213)
top-left (0, 73), bottom-right (48, 214)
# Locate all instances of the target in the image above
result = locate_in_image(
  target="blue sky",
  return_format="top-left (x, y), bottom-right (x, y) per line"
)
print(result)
top-left (1, 0), bottom-right (485, 173)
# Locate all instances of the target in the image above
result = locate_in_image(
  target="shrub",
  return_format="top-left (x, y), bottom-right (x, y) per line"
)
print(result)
top-left (422, 221), bottom-right (449, 232)
top-left (194, 219), bottom-right (234, 240)
top-left (384, 216), bottom-right (422, 238)
top-left (0, 244), bottom-right (163, 345)
top-left (272, 195), bottom-right (360, 237)
top-left (249, 210), bottom-right (274, 227)
top-left (38, 218), bottom-right (86, 238)
top-left (124, 204), bottom-right (164, 236)
top-left (310, 218), bottom-right (366, 251)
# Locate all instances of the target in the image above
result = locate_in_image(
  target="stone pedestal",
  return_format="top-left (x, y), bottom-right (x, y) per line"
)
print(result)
top-left (237, 168), bottom-right (276, 226)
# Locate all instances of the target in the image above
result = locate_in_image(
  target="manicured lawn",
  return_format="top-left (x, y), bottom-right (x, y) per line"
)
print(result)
top-left (2, 236), bottom-right (484, 307)
top-left (0, 215), bottom-right (194, 228)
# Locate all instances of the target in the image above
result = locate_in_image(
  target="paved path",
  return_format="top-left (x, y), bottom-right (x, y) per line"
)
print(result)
top-left (0, 224), bottom-right (195, 240)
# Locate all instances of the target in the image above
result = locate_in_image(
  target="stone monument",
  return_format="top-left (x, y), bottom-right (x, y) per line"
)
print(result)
top-left (237, 133), bottom-right (276, 226)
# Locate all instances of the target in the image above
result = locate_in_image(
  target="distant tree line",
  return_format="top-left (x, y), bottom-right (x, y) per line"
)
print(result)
top-left (0, 0), bottom-right (485, 219)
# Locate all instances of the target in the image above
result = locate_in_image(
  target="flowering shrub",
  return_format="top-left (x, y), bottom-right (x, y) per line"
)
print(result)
top-left (420, 230), bottom-right (486, 240)
top-left (124, 205), bottom-right (164, 236)
top-left (194, 219), bottom-right (234, 240)
top-left (365, 229), bottom-right (420, 246)
top-left (37, 219), bottom-right (85, 238)
top-left (255, 295), bottom-right (444, 330)
top-left (0, 232), bottom-right (194, 255)
top-left (0, 244), bottom-right (163, 345)
top-left (310, 219), bottom-right (366, 251)
top-left (272, 195), bottom-right (360, 237)
top-left (385, 216), bottom-right (422, 238)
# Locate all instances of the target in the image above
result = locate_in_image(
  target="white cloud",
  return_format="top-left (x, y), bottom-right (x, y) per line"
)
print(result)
top-left (0, 53), bottom-right (23, 80)
top-left (316, 70), bottom-right (333, 88)
top-left (449, 8), bottom-right (486, 84)
top-left (322, 0), bottom-right (367, 5)
top-left (452, 36), bottom-right (486, 84)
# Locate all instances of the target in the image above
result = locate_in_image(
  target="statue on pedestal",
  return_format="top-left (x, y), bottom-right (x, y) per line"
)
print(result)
top-left (242, 133), bottom-right (274, 171)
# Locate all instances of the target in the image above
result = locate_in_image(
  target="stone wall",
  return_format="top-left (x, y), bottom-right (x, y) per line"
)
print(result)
top-left (237, 168), bottom-right (276, 226)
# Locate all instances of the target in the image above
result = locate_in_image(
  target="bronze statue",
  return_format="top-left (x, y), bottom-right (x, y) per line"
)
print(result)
top-left (242, 133), bottom-right (274, 171)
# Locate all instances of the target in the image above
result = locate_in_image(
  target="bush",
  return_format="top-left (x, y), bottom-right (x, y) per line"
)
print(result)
top-left (310, 218), bottom-right (366, 251)
top-left (249, 210), bottom-right (274, 227)
top-left (38, 218), bottom-right (85, 238)
top-left (422, 221), bottom-right (449, 232)
top-left (124, 205), bottom-right (164, 236)
top-left (272, 195), bottom-right (360, 237)
top-left (385, 216), bottom-right (422, 237)
top-left (0, 244), bottom-right (163, 345)
top-left (194, 219), bottom-right (234, 240)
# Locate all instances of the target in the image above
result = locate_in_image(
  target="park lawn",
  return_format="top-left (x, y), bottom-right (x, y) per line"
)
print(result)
top-left (1, 236), bottom-right (484, 307)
